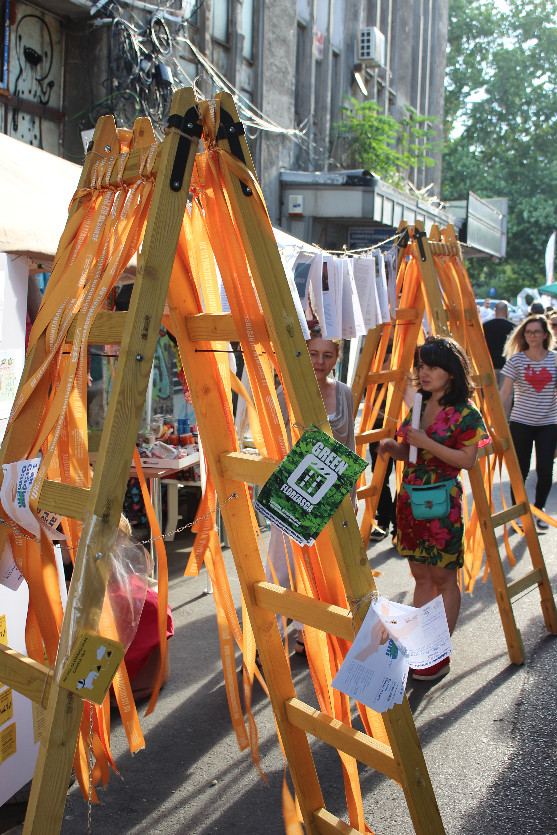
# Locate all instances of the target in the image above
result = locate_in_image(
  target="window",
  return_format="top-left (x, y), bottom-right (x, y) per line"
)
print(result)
top-left (241, 0), bottom-right (254, 60)
top-left (211, 0), bottom-right (229, 43)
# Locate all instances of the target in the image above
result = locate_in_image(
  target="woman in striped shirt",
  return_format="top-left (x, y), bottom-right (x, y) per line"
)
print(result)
top-left (500, 315), bottom-right (557, 530)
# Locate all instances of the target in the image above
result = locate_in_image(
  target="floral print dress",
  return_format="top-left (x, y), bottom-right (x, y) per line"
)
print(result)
top-left (396, 399), bottom-right (486, 569)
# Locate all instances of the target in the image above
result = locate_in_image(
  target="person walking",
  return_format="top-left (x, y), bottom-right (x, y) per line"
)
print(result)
top-left (378, 336), bottom-right (485, 681)
top-left (499, 315), bottom-right (557, 531)
top-left (479, 299), bottom-right (494, 323)
top-left (483, 301), bottom-right (515, 386)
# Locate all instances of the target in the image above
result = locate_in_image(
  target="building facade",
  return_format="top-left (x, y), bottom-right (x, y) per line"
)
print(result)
top-left (0, 0), bottom-right (505, 254)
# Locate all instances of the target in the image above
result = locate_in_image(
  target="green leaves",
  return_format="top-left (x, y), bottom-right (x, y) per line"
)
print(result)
top-left (444, 0), bottom-right (557, 295)
top-left (332, 98), bottom-right (441, 187)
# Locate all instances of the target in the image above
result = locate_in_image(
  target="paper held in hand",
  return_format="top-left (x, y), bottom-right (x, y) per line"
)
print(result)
top-left (332, 594), bottom-right (452, 713)
top-left (408, 392), bottom-right (422, 464)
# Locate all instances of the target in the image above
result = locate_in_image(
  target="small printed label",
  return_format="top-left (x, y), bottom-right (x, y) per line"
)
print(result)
top-left (0, 722), bottom-right (16, 764)
top-left (59, 630), bottom-right (125, 705)
top-left (0, 688), bottom-right (13, 727)
top-left (32, 701), bottom-right (45, 745)
top-left (0, 614), bottom-right (7, 646)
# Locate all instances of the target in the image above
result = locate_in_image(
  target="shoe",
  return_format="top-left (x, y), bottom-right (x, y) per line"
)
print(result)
top-left (536, 515), bottom-right (549, 530)
top-left (412, 657), bottom-right (450, 681)
top-left (294, 639), bottom-right (307, 657)
top-left (369, 528), bottom-right (387, 542)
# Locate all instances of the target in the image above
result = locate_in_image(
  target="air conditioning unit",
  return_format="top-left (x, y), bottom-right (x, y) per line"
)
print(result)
top-left (357, 26), bottom-right (385, 68)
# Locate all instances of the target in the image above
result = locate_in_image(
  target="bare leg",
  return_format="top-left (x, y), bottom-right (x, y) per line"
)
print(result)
top-left (409, 561), bottom-right (461, 635)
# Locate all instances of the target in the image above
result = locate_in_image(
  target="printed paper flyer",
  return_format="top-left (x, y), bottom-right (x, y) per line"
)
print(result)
top-left (254, 428), bottom-right (367, 545)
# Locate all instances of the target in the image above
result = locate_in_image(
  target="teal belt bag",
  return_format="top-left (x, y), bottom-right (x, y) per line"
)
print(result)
top-left (403, 480), bottom-right (456, 520)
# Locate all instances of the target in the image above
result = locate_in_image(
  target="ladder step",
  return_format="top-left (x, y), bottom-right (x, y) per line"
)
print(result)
top-left (490, 503), bottom-right (527, 528)
top-left (285, 698), bottom-right (398, 781)
top-left (366, 370), bottom-right (404, 385)
top-left (219, 452), bottom-right (280, 485)
top-left (355, 428), bottom-right (387, 445)
top-left (394, 307), bottom-right (419, 321)
top-left (185, 312), bottom-right (269, 343)
top-left (356, 483), bottom-right (379, 501)
top-left (312, 807), bottom-right (362, 834)
top-left (253, 582), bottom-right (353, 640)
top-left (38, 480), bottom-right (89, 521)
top-left (507, 568), bottom-right (544, 599)
top-left (66, 310), bottom-right (127, 345)
top-left (0, 644), bottom-right (51, 705)
top-left (477, 440), bottom-right (494, 459)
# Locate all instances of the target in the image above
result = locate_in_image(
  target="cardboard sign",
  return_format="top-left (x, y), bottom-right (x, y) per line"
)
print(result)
top-left (254, 428), bottom-right (367, 545)
top-left (59, 630), bottom-right (125, 705)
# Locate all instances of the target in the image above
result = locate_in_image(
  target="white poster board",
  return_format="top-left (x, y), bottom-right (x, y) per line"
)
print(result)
top-left (0, 254), bottom-right (27, 441)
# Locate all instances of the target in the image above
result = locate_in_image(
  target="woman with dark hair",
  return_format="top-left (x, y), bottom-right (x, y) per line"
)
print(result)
top-left (499, 315), bottom-right (557, 530)
top-left (379, 336), bottom-right (486, 681)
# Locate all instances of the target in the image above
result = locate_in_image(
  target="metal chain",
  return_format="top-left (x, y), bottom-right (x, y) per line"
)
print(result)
top-left (87, 700), bottom-right (94, 834)
top-left (138, 492), bottom-right (238, 546)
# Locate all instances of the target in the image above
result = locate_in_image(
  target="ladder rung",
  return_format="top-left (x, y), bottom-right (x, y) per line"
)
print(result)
top-left (38, 480), bottom-right (89, 521)
top-left (490, 503), bottom-right (527, 528)
top-left (0, 644), bottom-right (52, 705)
top-left (66, 311), bottom-right (127, 344)
top-left (477, 441), bottom-right (494, 459)
top-left (366, 370), bottom-right (403, 385)
top-left (312, 807), bottom-right (362, 834)
top-left (286, 698), bottom-right (398, 782)
top-left (507, 568), bottom-right (544, 599)
top-left (219, 452), bottom-right (280, 485)
top-left (253, 582), bottom-right (354, 640)
top-left (356, 483), bottom-right (378, 501)
top-left (185, 312), bottom-right (269, 343)
top-left (394, 307), bottom-right (418, 321)
top-left (355, 428), bottom-right (387, 445)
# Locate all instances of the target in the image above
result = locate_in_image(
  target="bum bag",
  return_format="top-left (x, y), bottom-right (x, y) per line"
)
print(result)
top-left (402, 479), bottom-right (457, 520)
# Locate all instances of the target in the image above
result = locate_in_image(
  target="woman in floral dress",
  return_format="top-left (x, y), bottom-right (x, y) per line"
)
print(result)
top-left (379, 336), bottom-right (486, 681)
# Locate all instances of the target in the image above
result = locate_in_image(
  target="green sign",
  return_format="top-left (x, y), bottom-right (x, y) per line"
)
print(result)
top-left (254, 428), bottom-right (368, 545)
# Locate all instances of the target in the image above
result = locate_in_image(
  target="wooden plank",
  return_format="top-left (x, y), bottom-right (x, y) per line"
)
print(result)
top-left (219, 451), bottom-right (280, 484)
top-left (366, 370), bottom-right (404, 385)
top-left (313, 808), bottom-right (363, 835)
top-left (286, 698), bottom-right (398, 781)
top-left (253, 582), bottom-right (354, 640)
top-left (185, 312), bottom-right (269, 343)
top-left (0, 645), bottom-right (52, 705)
top-left (37, 480), bottom-right (89, 520)
top-left (490, 503), bottom-right (527, 528)
top-left (66, 311), bottom-right (127, 345)
top-left (355, 428), bottom-right (387, 446)
top-left (507, 568), bottom-right (544, 599)
top-left (394, 307), bottom-right (419, 321)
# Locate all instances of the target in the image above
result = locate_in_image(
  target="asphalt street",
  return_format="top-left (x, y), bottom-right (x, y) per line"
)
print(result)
top-left (2, 465), bottom-right (557, 835)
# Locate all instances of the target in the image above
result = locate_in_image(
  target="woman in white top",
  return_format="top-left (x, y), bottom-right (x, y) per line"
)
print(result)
top-left (265, 328), bottom-right (356, 655)
top-left (500, 315), bottom-right (557, 530)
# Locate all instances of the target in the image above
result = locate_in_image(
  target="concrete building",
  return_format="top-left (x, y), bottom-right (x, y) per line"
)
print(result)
top-left (0, 0), bottom-right (505, 256)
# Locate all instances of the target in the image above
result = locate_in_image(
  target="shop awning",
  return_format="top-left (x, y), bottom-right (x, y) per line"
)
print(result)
top-left (0, 134), bottom-right (81, 262)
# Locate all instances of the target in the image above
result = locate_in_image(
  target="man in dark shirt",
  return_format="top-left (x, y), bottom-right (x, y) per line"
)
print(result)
top-left (483, 301), bottom-right (515, 385)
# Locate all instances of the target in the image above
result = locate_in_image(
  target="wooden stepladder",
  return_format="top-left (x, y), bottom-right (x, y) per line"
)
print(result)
top-left (0, 92), bottom-right (446, 834)
top-left (354, 222), bottom-right (557, 666)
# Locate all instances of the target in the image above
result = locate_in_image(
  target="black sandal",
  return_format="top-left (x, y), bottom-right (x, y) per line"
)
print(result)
top-left (294, 639), bottom-right (307, 657)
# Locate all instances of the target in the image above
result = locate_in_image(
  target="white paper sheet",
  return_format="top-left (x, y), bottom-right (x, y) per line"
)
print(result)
top-left (332, 594), bottom-right (452, 712)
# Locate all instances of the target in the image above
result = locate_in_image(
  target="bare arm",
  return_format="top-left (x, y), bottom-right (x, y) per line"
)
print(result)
top-left (378, 437), bottom-right (410, 462)
top-left (499, 374), bottom-right (514, 419)
top-left (405, 428), bottom-right (479, 471)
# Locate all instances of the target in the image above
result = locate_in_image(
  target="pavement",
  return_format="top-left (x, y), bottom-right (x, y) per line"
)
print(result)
top-left (1, 467), bottom-right (557, 835)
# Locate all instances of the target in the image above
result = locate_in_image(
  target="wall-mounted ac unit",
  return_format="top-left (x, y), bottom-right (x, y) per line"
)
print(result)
top-left (357, 26), bottom-right (385, 68)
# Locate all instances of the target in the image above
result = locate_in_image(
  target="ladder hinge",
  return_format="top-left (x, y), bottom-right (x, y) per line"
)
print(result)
top-left (413, 228), bottom-right (427, 261)
top-left (216, 110), bottom-right (253, 197)
top-left (167, 106), bottom-right (203, 192)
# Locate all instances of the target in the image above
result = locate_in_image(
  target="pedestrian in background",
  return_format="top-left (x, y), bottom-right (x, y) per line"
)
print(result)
top-left (483, 301), bottom-right (515, 386)
top-left (378, 336), bottom-right (486, 681)
top-left (479, 298), bottom-right (494, 323)
top-left (500, 315), bottom-right (557, 531)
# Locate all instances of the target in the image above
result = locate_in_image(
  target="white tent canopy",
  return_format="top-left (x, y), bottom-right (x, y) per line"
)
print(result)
top-left (0, 134), bottom-right (81, 261)
top-left (0, 135), bottom-right (316, 263)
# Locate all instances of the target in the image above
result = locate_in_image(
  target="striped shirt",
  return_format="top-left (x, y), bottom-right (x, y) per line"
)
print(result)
top-left (501, 351), bottom-right (557, 425)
